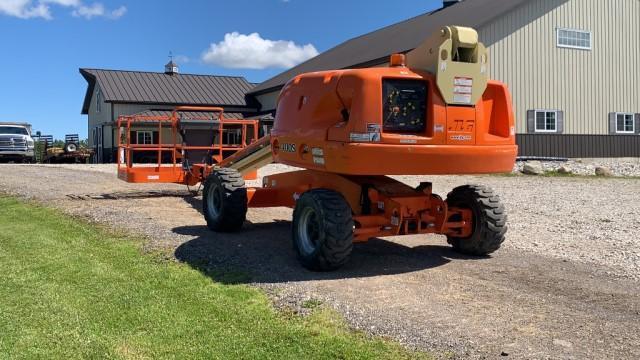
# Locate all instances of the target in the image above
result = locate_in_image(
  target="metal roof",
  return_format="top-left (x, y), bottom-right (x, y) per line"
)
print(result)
top-left (80, 69), bottom-right (257, 114)
top-left (249, 0), bottom-right (530, 95)
top-left (131, 110), bottom-right (245, 120)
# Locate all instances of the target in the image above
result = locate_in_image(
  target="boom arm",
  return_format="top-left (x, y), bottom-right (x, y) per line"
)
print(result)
top-left (406, 26), bottom-right (489, 105)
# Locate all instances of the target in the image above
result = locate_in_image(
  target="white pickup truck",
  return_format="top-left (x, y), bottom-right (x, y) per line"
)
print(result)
top-left (0, 123), bottom-right (35, 163)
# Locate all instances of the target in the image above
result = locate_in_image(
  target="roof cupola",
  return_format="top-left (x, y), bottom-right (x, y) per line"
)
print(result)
top-left (165, 52), bottom-right (179, 75)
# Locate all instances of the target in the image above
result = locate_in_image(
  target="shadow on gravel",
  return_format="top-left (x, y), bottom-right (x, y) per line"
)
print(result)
top-left (67, 190), bottom-right (194, 201)
top-left (173, 221), bottom-right (484, 284)
top-left (182, 195), bottom-right (205, 215)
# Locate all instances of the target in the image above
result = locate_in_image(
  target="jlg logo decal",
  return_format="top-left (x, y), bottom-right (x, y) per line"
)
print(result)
top-left (450, 119), bottom-right (475, 132)
top-left (280, 143), bottom-right (296, 152)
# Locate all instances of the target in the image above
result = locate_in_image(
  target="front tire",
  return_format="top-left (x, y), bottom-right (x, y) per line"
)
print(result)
top-left (202, 168), bottom-right (247, 232)
top-left (446, 185), bottom-right (507, 256)
top-left (293, 189), bottom-right (354, 271)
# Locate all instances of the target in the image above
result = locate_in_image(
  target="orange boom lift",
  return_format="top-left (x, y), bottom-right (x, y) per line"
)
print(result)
top-left (118, 26), bottom-right (517, 271)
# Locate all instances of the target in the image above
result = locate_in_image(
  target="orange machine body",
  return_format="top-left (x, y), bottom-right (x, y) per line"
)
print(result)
top-left (270, 66), bottom-right (517, 175)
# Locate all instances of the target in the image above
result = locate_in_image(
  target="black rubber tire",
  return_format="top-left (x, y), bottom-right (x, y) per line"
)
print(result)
top-left (292, 189), bottom-right (354, 271)
top-left (445, 184), bottom-right (507, 256)
top-left (202, 168), bottom-right (247, 232)
top-left (64, 142), bottom-right (78, 154)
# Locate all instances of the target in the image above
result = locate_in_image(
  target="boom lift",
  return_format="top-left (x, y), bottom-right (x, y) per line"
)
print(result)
top-left (118, 26), bottom-right (517, 271)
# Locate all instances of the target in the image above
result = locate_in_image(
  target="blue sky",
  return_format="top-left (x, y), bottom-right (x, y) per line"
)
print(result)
top-left (0, 0), bottom-right (443, 139)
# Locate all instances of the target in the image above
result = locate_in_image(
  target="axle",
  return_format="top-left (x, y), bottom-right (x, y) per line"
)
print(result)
top-left (247, 170), bottom-right (473, 242)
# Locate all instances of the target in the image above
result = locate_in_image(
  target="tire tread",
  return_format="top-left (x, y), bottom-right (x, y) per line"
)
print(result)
top-left (446, 184), bottom-right (507, 255)
top-left (202, 168), bottom-right (247, 232)
top-left (293, 189), bottom-right (354, 271)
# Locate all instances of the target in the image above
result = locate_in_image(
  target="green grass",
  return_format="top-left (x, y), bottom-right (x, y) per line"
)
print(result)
top-left (302, 299), bottom-right (324, 310)
top-left (0, 196), bottom-right (427, 360)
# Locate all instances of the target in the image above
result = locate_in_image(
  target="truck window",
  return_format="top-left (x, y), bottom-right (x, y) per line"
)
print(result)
top-left (382, 79), bottom-right (427, 133)
top-left (0, 126), bottom-right (28, 135)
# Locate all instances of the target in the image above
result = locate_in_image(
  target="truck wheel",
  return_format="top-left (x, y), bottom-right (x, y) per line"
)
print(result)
top-left (292, 189), bottom-right (354, 271)
top-left (445, 185), bottom-right (507, 256)
top-left (202, 168), bottom-right (247, 232)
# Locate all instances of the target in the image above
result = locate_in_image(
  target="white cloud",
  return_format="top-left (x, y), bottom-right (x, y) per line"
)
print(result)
top-left (70, 2), bottom-right (126, 19)
top-left (71, 2), bottom-right (103, 18)
top-left (42, 0), bottom-right (80, 6)
top-left (108, 5), bottom-right (125, 18)
top-left (0, 0), bottom-right (52, 19)
top-left (0, 0), bottom-right (126, 20)
top-left (202, 32), bottom-right (318, 70)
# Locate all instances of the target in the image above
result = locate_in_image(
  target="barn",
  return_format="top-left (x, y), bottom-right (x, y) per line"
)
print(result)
top-left (80, 61), bottom-right (261, 163)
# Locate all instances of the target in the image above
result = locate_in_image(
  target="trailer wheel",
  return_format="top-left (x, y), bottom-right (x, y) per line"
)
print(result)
top-left (293, 189), bottom-right (354, 271)
top-left (202, 168), bottom-right (247, 232)
top-left (445, 185), bottom-right (507, 256)
top-left (64, 142), bottom-right (78, 153)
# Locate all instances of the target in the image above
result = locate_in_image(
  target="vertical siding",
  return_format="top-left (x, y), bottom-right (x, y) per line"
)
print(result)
top-left (87, 84), bottom-right (111, 148)
top-left (479, 0), bottom-right (640, 135)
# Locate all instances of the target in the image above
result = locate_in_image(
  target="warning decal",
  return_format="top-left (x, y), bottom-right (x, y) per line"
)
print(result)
top-left (454, 77), bottom-right (473, 86)
top-left (453, 77), bottom-right (473, 104)
top-left (453, 94), bottom-right (472, 104)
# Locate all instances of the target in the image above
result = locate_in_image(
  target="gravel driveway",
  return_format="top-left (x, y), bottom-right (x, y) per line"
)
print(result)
top-left (1, 164), bottom-right (639, 359)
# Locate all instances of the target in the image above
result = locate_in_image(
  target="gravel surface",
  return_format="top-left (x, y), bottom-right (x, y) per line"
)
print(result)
top-left (514, 158), bottom-right (640, 177)
top-left (1, 163), bottom-right (639, 359)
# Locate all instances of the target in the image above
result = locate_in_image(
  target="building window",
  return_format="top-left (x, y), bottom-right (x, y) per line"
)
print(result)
top-left (96, 89), bottom-right (102, 113)
top-left (535, 110), bottom-right (558, 132)
top-left (615, 113), bottom-right (635, 134)
top-left (557, 28), bottom-right (592, 50)
top-left (136, 131), bottom-right (153, 145)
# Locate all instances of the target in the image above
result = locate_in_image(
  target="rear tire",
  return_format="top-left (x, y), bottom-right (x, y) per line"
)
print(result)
top-left (292, 189), bottom-right (354, 271)
top-left (202, 168), bottom-right (247, 232)
top-left (446, 184), bottom-right (507, 256)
